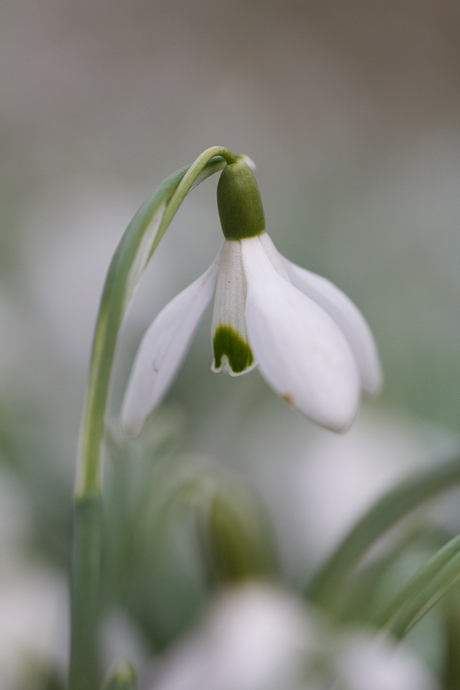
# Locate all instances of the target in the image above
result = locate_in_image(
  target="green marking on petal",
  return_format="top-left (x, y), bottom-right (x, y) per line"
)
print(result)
top-left (213, 325), bottom-right (254, 374)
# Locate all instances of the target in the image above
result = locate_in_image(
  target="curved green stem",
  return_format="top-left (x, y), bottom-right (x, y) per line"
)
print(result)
top-left (75, 146), bottom-right (236, 499)
top-left (69, 146), bottom-right (238, 688)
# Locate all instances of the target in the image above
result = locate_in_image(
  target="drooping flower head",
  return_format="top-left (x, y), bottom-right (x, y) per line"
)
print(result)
top-left (121, 159), bottom-right (382, 435)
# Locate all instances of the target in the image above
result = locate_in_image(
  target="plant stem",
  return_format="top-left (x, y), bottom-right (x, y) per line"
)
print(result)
top-left (68, 147), bottom-right (238, 687)
top-left (69, 496), bottom-right (102, 690)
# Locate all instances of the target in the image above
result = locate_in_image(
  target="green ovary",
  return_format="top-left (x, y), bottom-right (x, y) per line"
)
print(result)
top-left (213, 325), bottom-right (254, 374)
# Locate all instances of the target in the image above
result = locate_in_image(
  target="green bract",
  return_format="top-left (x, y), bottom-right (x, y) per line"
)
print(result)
top-left (217, 160), bottom-right (265, 240)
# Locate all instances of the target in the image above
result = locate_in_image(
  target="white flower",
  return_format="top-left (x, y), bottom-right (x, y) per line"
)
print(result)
top-left (121, 161), bottom-right (381, 436)
top-left (334, 633), bottom-right (439, 690)
top-left (149, 583), bottom-right (315, 690)
top-left (148, 584), bottom-right (438, 690)
top-left (0, 567), bottom-right (69, 688)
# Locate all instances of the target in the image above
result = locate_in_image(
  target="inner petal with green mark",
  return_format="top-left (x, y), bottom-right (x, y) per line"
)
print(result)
top-left (211, 240), bottom-right (256, 376)
top-left (213, 325), bottom-right (254, 374)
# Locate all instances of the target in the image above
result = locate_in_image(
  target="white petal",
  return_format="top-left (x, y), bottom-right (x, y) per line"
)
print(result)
top-left (121, 261), bottom-right (218, 435)
top-left (336, 635), bottom-right (438, 690)
top-left (242, 237), bottom-right (361, 432)
top-left (283, 258), bottom-right (382, 396)
top-left (258, 231), bottom-right (291, 280)
top-left (211, 240), bottom-right (256, 376)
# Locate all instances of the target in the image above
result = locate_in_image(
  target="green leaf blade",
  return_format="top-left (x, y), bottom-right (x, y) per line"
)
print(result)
top-left (389, 543), bottom-right (460, 638)
top-left (374, 533), bottom-right (460, 629)
top-left (306, 456), bottom-right (460, 613)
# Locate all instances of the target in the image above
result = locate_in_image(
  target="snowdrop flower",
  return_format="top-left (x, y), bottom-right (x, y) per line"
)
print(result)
top-left (0, 567), bottom-right (69, 688)
top-left (122, 160), bottom-right (381, 435)
top-left (149, 584), bottom-right (437, 690)
top-left (334, 633), bottom-right (439, 690)
top-left (150, 583), bottom-right (315, 690)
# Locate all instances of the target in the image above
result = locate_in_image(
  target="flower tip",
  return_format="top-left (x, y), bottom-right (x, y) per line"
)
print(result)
top-left (330, 408), bottom-right (358, 434)
top-left (315, 406), bottom-right (358, 434)
top-left (120, 406), bottom-right (145, 438)
top-left (280, 388), bottom-right (359, 434)
top-left (324, 393), bottom-right (361, 433)
top-left (312, 409), bottom-right (357, 434)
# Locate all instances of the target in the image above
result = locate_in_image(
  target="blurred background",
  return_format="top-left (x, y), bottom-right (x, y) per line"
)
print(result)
top-left (0, 0), bottom-right (459, 687)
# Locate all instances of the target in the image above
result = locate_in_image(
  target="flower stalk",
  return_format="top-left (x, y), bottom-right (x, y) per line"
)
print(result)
top-left (69, 147), bottom-right (238, 688)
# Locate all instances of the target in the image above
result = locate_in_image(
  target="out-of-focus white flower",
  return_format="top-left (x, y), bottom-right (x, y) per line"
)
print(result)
top-left (122, 161), bottom-right (381, 436)
top-left (0, 470), bottom-right (69, 688)
top-left (0, 567), bottom-right (69, 688)
top-left (150, 583), bottom-right (315, 690)
top-left (148, 582), bottom-right (438, 690)
top-left (334, 633), bottom-right (439, 690)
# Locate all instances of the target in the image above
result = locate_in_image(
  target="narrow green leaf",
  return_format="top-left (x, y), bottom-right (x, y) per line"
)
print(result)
top-left (442, 586), bottom-right (460, 690)
top-left (373, 533), bottom-right (460, 628)
top-left (336, 526), bottom-right (428, 625)
top-left (389, 543), bottom-right (460, 638)
top-left (306, 456), bottom-right (460, 612)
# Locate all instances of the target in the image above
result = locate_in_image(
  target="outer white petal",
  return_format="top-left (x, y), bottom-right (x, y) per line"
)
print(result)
top-left (242, 236), bottom-right (361, 432)
top-left (336, 634), bottom-right (439, 690)
top-left (211, 240), bottom-right (256, 376)
top-left (282, 257), bottom-right (382, 396)
top-left (121, 261), bottom-right (219, 435)
top-left (152, 584), bottom-right (314, 690)
top-left (258, 231), bottom-right (291, 280)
